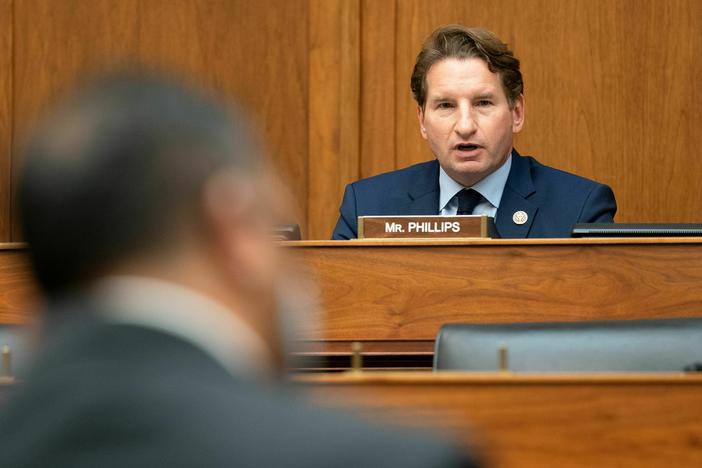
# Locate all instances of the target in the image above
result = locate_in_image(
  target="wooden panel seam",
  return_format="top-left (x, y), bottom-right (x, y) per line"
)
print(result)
top-left (307, 0), bottom-right (361, 239)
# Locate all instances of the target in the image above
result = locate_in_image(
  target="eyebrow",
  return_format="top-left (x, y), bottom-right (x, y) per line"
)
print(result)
top-left (428, 95), bottom-right (453, 102)
top-left (474, 93), bottom-right (495, 100)
top-left (428, 92), bottom-right (497, 102)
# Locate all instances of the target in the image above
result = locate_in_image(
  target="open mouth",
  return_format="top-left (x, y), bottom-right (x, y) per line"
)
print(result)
top-left (455, 143), bottom-right (481, 151)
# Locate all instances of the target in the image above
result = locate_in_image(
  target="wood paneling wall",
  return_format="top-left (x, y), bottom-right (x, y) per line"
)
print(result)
top-left (8, 0), bottom-right (310, 238)
top-left (391, 0), bottom-right (702, 224)
top-left (0, 0), bottom-right (12, 241)
top-left (0, 0), bottom-right (701, 241)
top-left (308, 0), bottom-right (360, 239)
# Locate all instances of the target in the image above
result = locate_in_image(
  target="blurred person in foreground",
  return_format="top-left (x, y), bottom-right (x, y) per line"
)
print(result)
top-left (0, 73), bottom-right (478, 467)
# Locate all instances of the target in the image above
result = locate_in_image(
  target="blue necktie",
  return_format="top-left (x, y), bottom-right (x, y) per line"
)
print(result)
top-left (456, 189), bottom-right (482, 215)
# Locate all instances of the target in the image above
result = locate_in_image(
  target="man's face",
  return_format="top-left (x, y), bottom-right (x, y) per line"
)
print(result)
top-left (417, 57), bottom-right (524, 187)
top-left (206, 168), bottom-right (309, 369)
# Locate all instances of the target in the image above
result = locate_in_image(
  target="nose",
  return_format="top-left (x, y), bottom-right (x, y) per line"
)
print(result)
top-left (455, 105), bottom-right (477, 136)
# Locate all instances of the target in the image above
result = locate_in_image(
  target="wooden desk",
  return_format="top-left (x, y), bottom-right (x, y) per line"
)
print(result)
top-left (297, 372), bottom-right (702, 467)
top-left (0, 244), bottom-right (35, 325)
top-left (286, 238), bottom-right (702, 367)
top-left (3, 239), bottom-right (702, 368)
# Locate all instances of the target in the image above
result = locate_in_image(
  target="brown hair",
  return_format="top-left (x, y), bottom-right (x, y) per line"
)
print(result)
top-left (411, 25), bottom-right (523, 109)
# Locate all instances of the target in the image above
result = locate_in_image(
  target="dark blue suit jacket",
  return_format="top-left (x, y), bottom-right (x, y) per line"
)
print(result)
top-left (332, 151), bottom-right (617, 239)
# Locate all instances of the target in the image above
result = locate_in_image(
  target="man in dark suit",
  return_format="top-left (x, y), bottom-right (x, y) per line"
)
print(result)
top-left (333, 25), bottom-right (616, 240)
top-left (0, 73), bottom-right (477, 467)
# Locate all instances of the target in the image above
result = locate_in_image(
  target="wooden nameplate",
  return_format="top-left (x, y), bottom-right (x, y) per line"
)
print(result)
top-left (358, 215), bottom-right (497, 239)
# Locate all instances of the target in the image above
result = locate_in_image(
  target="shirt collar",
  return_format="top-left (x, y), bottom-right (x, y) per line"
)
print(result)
top-left (439, 153), bottom-right (513, 212)
top-left (93, 275), bottom-right (273, 379)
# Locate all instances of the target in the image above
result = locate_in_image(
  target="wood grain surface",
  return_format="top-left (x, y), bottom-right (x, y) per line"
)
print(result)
top-left (10, 0), bottom-right (309, 239)
top-left (0, 0), bottom-right (12, 242)
top-left (0, 248), bottom-right (37, 324)
top-left (391, 0), bottom-right (702, 225)
top-left (293, 240), bottom-right (702, 344)
top-left (3, 239), bottom-right (702, 341)
top-left (308, 0), bottom-right (360, 239)
top-left (285, 237), bottom-right (702, 247)
top-left (299, 372), bottom-right (702, 467)
top-left (360, 0), bottom-right (396, 179)
top-left (1, 1), bottom-right (701, 239)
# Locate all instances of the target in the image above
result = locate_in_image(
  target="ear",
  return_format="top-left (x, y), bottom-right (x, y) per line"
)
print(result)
top-left (202, 171), bottom-right (263, 279)
top-left (416, 105), bottom-right (428, 140)
top-left (511, 94), bottom-right (525, 133)
top-left (202, 170), bottom-right (284, 365)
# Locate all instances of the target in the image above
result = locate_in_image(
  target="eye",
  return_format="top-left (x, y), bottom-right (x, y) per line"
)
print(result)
top-left (436, 102), bottom-right (454, 109)
top-left (476, 100), bottom-right (493, 107)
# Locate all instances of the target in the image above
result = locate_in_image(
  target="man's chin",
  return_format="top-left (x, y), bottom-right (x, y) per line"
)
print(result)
top-left (443, 160), bottom-right (490, 185)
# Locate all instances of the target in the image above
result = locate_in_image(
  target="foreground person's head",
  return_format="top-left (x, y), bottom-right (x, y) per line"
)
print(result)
top-left (18, 71), bottom-right (290, 365)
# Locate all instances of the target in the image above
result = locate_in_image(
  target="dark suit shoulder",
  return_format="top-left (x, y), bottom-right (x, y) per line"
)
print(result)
top-left (502, 153), bottom-right (617, 237)
top-left (332, 160), bottom-right (441, 239)
top-left (519, 155), bottom-right (607, 192)
top-left (0, 318), bottom-right (476, 468)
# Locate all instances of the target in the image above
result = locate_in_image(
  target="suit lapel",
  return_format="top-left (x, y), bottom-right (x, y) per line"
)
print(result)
top-left (495, 151), bottom-right (538, 238)
top-left (391, 156), bottom-right (540, 234)
top-left (496, 186), bottom-right (538, 237)
top-left (397, 159), bottom-right (440, 215)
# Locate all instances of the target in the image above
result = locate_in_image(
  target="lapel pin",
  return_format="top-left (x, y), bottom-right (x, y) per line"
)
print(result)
top-left (512, 211), bottom-right (528, 225)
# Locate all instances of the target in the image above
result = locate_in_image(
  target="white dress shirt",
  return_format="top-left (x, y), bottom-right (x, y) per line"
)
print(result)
top-left (439, 154), bottom-right (512, 220)
top-left (94, 275), bottom-right (272, 379)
